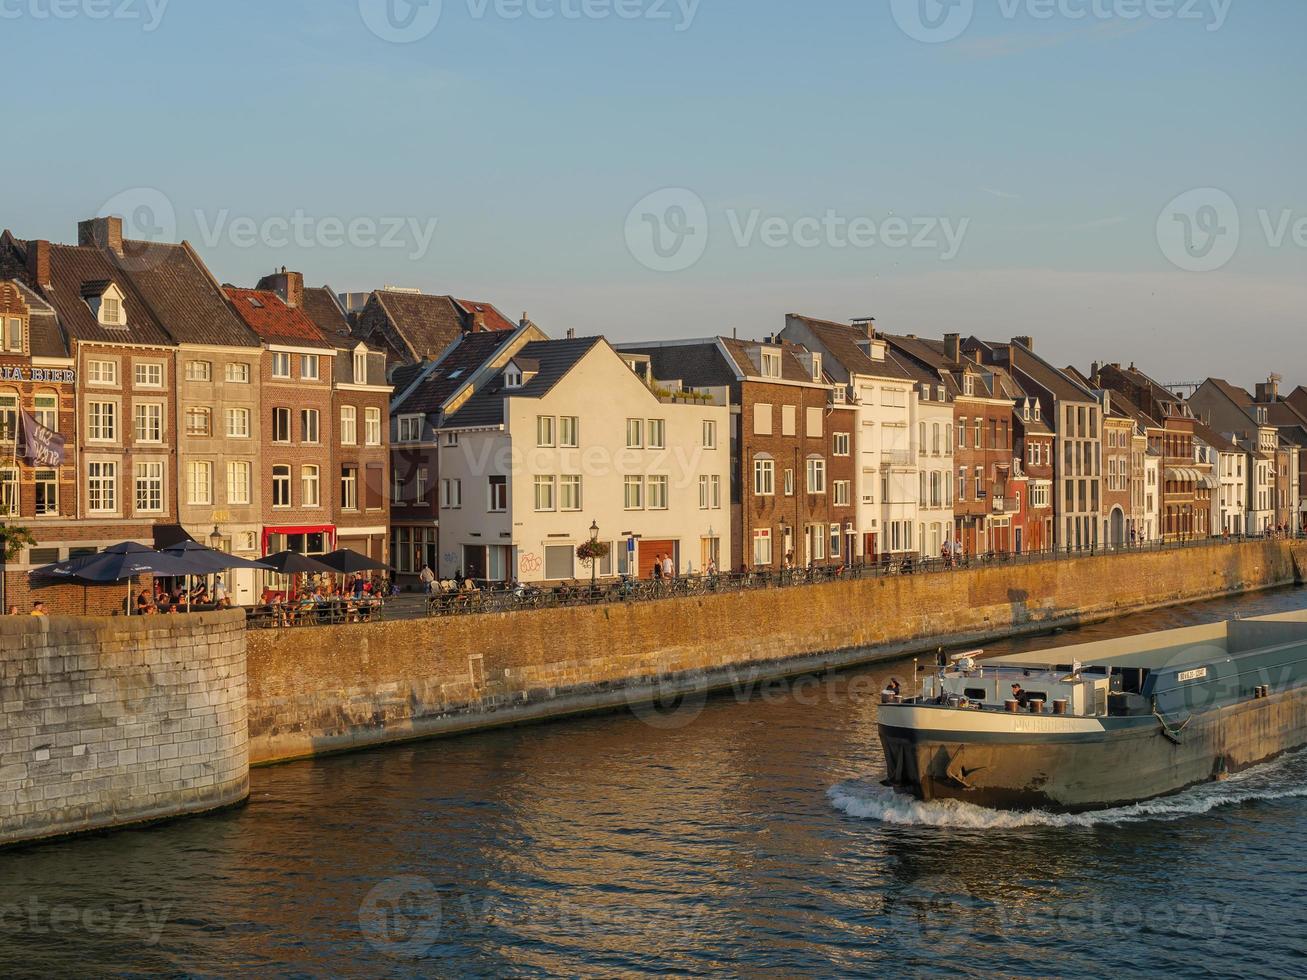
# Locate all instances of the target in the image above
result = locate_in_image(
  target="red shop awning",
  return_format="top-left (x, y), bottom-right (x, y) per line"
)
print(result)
top-left (261, 525), bottom-right (337, 554)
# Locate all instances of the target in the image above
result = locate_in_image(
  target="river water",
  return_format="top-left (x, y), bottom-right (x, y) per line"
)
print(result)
top-left (4, 590), bottom-right (1307, 977)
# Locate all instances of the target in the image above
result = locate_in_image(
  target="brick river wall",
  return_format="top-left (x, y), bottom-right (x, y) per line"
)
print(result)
top-left (0, 611), bottom-right (248, 847)
top-left (246, 540), bottom-right (1307, 765)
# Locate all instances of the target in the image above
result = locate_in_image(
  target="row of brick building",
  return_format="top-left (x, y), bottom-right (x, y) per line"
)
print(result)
top-left (4, 214), bottom-right (1306, 602)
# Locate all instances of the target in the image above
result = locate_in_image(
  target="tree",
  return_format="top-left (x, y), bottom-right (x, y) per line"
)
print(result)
top-left (0, 522), bottom-right (37, 613)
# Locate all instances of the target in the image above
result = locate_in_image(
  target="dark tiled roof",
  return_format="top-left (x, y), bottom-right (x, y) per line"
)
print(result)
top-left (10, 280), bottom-right (68, 359)
top-left (126, 242), bottom-right (260, 348)
top-left (788, 314), bottom-right (916, 381)
top-left (225, 288), bottom-right (334, 349)
top-left (1192, 420), bottom-right (1241, 453)
top-left (444, 337), bottom-right (602, 429)
top-left (375, 291), bottom-right (492, 361)
top-left (302, 286), bottom-right (353, 341)
top-left (1205, 377), bottom-right (1254, 410)
top-left (619, 341), bottom-right (738, 388)
top-left (997, 341), bottom-right (1096, 403)
top-left (394, 330), bottom-right (520, 415)
top-left (723, 337), bottom-right (822, 384)
top-left (39, 243), bottom-right (173, 346)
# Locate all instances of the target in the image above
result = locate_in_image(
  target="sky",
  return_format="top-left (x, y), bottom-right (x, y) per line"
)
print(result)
top-left (3, 0), bottom-right (1304, 388)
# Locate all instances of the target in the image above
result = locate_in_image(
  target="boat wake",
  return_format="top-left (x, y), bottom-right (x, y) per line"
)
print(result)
top-left (829, 749), bottom-right (1307, 829)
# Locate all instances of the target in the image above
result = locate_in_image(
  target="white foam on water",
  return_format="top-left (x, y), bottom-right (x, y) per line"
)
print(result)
top-left (829, 750), bottom-right (1307, 829)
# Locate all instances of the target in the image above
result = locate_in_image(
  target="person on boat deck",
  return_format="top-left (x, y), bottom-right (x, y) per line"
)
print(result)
top-left (883, 678), bottom-right (901, 698)
top-left (1011, 683), bottom-right (1031, 706)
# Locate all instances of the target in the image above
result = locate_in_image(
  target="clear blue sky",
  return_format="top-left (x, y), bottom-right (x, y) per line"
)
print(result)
top-left (5, 0), bottom-right (1303, 386)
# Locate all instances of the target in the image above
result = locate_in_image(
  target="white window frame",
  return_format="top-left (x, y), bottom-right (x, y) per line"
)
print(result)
top-left (87, 460), bottom-right (117, 513)
top-left (271, 352), bottom-right (292, 378)
top-left (134, 361), bottom-right (164, 389)
top-left (753, 458), bottom-right (775, 497)
top-left (134, 460), bottom-right (164, 514)
top-left (186, 460), bottom-right (213, 506)
top-left (302, 464), bottom-right (321, 507)
top-left (340, 406), bottom-right (358, 446)
top-left (227, 461), bottom-right (252, 506)
top-left (534, 475), bottom-right (556, 512)
top-left (225, 362), bottom-right (251, 384)
top-left (185, 360), bottom-right (212, 382)
top-left (300, 354), bottom-right (320, 381)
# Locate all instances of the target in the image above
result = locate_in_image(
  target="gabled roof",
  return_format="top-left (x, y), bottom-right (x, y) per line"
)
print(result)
top-left (722, 336), bottom-right (827, 384)
top-left (1192, 420), bottom-right (1242, 454)
top-left (301, 285), bottom-right (353, 341)
top-left (617, 340), bottom-right (738, 389)
top-left (6, 279), bottom-right (68, 359)
top-left (444, 337), bottom-right (603, 429)
top-left (126, 241), bottom-right (261, 348)
top-left (38, 242), bottom-right (173, 346)
top-left (393, 329), bottom-right (522, 415)
top-left (786, 314), bottom-right (915, 381)
top-left (456, 299), bottom-right (517, 332)
top-left (1205, 377), bottom-right (1255, 410)
top-left (979, 338), bottom-right (1096, 404)
top-left (225, 287), bottom-right (334, 349)
top-left (372, 290), bottom-right (512, 363)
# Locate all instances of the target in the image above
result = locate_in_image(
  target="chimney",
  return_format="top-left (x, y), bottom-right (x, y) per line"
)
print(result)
top-left (851, 316), bottom-right (876, 341)
top-left (520, 311), bottom-right (530, 329)
top-left (256, 267), bottom-right (304, 308)
top-left (1012, 335), bottom-right (1033, 351)
top-left (566, 327), bottom-right (576, 340)
top-left (1255, 375), bottom-right (1281, 403)
top-left (26, 239), bottom-right (51, 288)
top-left (78, 216), bottom-right (124, 256)
top-left (944, 333), bottom-right (961, 363)
top-left (471, 307), bottom-right (486, 332)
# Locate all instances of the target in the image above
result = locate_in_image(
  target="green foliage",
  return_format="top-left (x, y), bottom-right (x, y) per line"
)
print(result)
top-left (576, 539), bottom-right (611, 563)
top-left (0, 523), bottom-right (37, 563)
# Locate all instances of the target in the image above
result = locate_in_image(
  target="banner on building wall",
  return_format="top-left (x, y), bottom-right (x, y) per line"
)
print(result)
top-left (19, 410), bottom-right (66, 467)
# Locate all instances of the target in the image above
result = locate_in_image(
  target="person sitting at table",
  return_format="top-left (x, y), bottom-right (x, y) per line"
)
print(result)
top-left (136, 589), bottom-right (153, 614)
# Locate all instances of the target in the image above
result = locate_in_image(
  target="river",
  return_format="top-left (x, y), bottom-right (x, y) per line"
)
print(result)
top-left (3, 589), bottom-right (1307, 977)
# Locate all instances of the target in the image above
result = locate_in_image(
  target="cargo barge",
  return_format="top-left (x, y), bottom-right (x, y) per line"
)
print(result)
top-left (878, 611), bottom-right (1307, 812)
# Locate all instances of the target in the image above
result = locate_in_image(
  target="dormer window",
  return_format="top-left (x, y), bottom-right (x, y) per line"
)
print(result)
top-left (83, 281), bottom-right (127, 328)
top-left (964, 375), bottom-right (975, 397)
top-left (811, 353), bottom-right (822, 383)
top-left (2, 315), bottom-right (24, 353)
top-left (761, 349), bottom-right (782, 379)
top-left (353, 346), bottom-right (368, 384)
top-left (1033, 401), bottom-right (1041, 421)
top-left (505, 366), bottom-right (523, 389)
top-left (1023, 401), bottom-right (1031, 421)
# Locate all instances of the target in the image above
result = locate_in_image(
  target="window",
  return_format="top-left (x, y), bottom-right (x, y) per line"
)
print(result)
top-left (353, 349), bottom-right (368, 383)
top-left (834, 480), bottom-right (851, 506)
top-left (919, 421), bottom-right (927, 456)
top-left (534, 475), bottom-right (556, 512)
top-left (35, 469), bottom-right (58, 515)
top-left (754, 404), bottom-right (773, 436)
top-left (545, 545), bottom-right (575, 581)
top-left (365, 408), bottom-right (382, 446)
top-left (752, 529), bottom-right (773, 566)
top-left (101, 296), bottom-right (122, 326)
top-left (560, 475), bottom-right (582, 511)
top-left (271, 352), bottom-right (292, 378)
top-left (760, 350), bottom-right (782, 378)
top-left (225, 362), bottom-right (251, 384)
top-left (753, 458), bottom-right (775, 496)
top-left (186, 407), bottom-right (211, 436)
top-left (957, 467), bottom-right (967, 502)
top-left (699, 475), bottom-right (712, 510)
top-left (415, 468), bottom-right (428, 501)
top-left (537, 416), bottom-right (556, 448)
top-left (397, 414), bottom-right (421, 443)
top-left (441, 478), bottom-right (462, 509)
top-left (624, 475), bottom-right (644, 510)
top-left (87, 401), bottom-right (116, 441)
top-left (648, 419), bottom-right (666, 449)
top-left (957, 418), bottom-right (968, 449)
top-left (340, 406), bottom-right (357, 446)
top-left (830, 524), bottom-right (842, 559)
top-left (784, 468), bottom-right (795, 496)
top-left (186, 460), bottom-right (212, 506)
top-left (228, 461), bottom-right (251, 505)
top-left (488, 476), bottom-right (507, 512)
top-left (267, 465), bottom-right (290, 507)
top-left (135, 461), bottom-right (164, 513)
top-left (881, 387), bottom-right (907, 408)
top-left (392, 469), bottom-right (404, 506)
top-left (933, 424), bottom-right (942, 456)
top-left (300, 355), bottom-right (320, 380)
top-left (811, 353), bottom-right (823, 383)
top-left (833, 432), bottom-right (850, 456)
top-left (273, 407), bottom-right (291, 443)
top-left (34, 393), bottom-right (58, 432)
top-left (504, 366), bottom-right (523, 388)
top-left (807, 457), bottom-right (827, 494)
top-left (559, 416), bottom-right (579, 448)
top-left (340, 467), bottom-right (359, 511)
top-left (301, 409), bottom-right (320, 444)
top-left (87, 461), bottom-right (116, 512)
top-left (226, 408), bottom-right (251, 438)
top-left (443, 431), bottom-right (459, 448)
top-left (702, 420), bottom-right (717, 449)
top-left (806, 407), bottom-right (823, 438)
top-left (134, 403), bottom-right (163, 443)
top-left (134, 362), bottom-right (163, 388)
top-left (185, 360), bottom-right (212, 382)
top-left (302, 465), bottom-right (321, 507)
top-left (88, 359), bottom-right (117, 386)
top-left (626, 419), bottom-right (644, 449)
top-left (711, 474), bottom-right (722, 509)
top-left (0, 466), bottom-right (16, 517)
top-left (647, 475), bottom-right (669, 509)
top-left (3, 317), bottom-right (21, 352)
top-left (781, 405), bottom-right (797, 438)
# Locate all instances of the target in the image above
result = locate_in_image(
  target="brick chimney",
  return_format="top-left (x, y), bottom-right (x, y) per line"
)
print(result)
top-left (1012, 335), bottom-right (1034, 351)
top-left (944, 333), bottom-right (961, 363)
top-left (26, 239), bottom-right (51, 288)
top-left (78, 216), bottom-right (124, 256)
top-left (1255, 375), bottom-right (1281, 403)
top-left (520, 311), bottom-right (529, 329)
top-left (471, 307), bottom-right (486, 332)
top-left (256, 268), bottom-right (304, 308)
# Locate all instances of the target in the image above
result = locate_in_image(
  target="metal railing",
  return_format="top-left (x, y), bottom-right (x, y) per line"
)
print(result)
top-left (245, 597), bottom-right (389, 629)
top-left (416, 531), bottom-right (1304, 619)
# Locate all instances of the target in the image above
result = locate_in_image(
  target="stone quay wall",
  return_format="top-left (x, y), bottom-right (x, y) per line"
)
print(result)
top-left (246, 540), bottom-right (1307, 765)
top-left (0, 611), bottom-right (248, 848)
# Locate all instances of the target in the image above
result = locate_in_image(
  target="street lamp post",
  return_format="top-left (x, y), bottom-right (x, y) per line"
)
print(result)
top-left (589, 520), bottom-right (599, 593)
